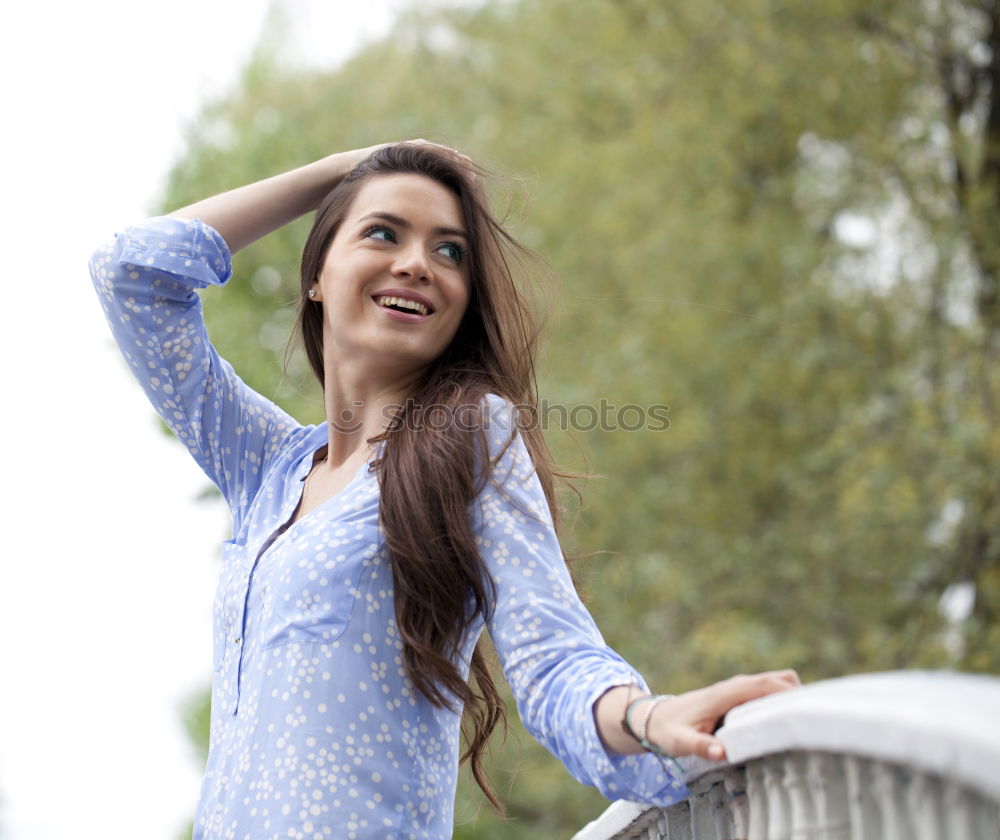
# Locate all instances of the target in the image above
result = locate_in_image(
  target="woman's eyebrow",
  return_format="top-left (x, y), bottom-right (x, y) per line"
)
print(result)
top-left (358, 211), bottom-right (468, 240)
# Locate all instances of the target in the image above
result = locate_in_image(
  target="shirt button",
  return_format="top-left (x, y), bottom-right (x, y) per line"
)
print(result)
top-left (234, 637), bottom-right (241, 644)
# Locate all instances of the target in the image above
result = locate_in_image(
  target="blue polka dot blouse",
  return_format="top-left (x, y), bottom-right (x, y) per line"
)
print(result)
top-left (89, 217), bottom-right (687, 839)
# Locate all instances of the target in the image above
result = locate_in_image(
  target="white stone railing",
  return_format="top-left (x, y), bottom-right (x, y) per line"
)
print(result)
top-left (571, 671), bottom-right (1000, 840)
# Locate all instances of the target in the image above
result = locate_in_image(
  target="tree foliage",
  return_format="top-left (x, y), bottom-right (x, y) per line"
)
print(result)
top-left (162, 0), bottom-right (1000, 835)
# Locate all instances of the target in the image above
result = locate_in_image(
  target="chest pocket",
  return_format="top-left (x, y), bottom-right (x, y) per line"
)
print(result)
top-left (253, 523), bottom-right (373, 650)
top-left (213, 540), bottom-right (247, 672)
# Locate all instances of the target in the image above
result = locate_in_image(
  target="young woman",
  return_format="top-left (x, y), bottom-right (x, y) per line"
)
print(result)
top-left (90, 141), bottom-right (798, 840)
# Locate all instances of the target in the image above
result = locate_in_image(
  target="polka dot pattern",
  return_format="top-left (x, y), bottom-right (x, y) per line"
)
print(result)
top-left (90, 218), bottom-right (688, 839)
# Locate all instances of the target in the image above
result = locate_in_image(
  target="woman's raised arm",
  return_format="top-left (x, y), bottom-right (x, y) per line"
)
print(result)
top-left (169, 146), bottom-right (382, 253)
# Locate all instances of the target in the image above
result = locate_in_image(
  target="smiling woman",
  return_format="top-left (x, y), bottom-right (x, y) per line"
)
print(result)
top-left (89, 141), bottom-right (799, 840)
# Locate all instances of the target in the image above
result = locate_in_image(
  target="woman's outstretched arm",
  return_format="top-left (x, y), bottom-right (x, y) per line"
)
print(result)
top-left (475, 396), bottom-right (801, 802)
top-left (169, 146), bottom-right (381, 254)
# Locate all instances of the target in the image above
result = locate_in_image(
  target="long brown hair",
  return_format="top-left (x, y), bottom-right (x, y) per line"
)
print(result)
top-left (297, 144), bottom-right (560, 808)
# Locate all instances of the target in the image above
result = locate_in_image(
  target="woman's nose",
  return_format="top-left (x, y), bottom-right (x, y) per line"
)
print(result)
top-left (392, 245), bottom-right (430, 282)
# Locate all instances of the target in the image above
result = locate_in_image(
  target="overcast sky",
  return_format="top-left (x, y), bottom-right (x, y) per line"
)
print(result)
top-left (0, 2), bottom-right (418, 838)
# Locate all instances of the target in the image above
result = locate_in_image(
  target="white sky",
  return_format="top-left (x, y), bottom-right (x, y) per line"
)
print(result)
top-left (0, 2), bottom-right (417, 838)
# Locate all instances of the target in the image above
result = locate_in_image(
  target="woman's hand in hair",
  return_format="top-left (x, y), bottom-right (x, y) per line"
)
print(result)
top-left (335, 142), bottom-right (388, 173)
top-left (409, 139), bottom-right (475, 166)
top-left (168, 141), bottom-right (427, 254)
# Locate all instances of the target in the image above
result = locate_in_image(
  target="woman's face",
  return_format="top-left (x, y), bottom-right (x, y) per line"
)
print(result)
top-left (312, 173), bottom-right (472, 382)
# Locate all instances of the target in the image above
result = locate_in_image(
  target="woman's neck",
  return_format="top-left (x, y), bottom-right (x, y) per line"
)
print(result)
top-left (320, 361), bottom-right (424, 468)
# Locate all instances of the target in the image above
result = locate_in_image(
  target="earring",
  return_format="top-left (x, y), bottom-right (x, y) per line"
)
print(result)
top-left (308, 289), bottom-right (317, 299)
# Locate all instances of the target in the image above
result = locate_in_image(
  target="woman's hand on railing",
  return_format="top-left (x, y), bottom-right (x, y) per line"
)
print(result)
top-left (647, 670), bottom-right (801, 762)
top-left (596, 670), bottom-right (801, 760)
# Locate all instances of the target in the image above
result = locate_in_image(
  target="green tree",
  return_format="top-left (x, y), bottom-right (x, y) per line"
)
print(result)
top-left (162, 1), bottom-right (1000, 836)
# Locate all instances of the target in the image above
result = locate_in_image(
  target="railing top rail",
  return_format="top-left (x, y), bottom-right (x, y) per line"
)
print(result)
top-left (717, 670), bottom-right (1000, 800)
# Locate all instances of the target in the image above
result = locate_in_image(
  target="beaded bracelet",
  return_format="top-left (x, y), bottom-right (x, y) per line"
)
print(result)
top-left (621, 693), bottom-right (684, 777)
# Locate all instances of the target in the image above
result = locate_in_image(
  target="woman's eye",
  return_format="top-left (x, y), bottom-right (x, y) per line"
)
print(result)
top-left (364, 225), bottom-right (396, 243)
top-left (437, 242), bottom-right (466, 263)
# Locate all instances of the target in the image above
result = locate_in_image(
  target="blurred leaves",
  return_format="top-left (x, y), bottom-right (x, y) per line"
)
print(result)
top-left (160, 0), bottom-right (1000, 835)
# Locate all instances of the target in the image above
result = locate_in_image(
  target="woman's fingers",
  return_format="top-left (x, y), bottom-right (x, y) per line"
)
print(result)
top-left (401, 138), bottom-right (474, 167)
top-left (649, 717), bottom-right (727, 761)
top-left (673, 730), bottom-right (727, 762)
top-left (707, 669), bottom-right (801, 715)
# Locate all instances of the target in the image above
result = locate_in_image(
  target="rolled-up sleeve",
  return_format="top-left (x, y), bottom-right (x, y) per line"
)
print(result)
top-left (89, 216), bottom-right (300, 527)
top-left (474, 395), bottom-right (688, 805)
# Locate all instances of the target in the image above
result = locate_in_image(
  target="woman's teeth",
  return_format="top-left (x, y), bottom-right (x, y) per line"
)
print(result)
top-left (376, 296), bottom-right (429, 316)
